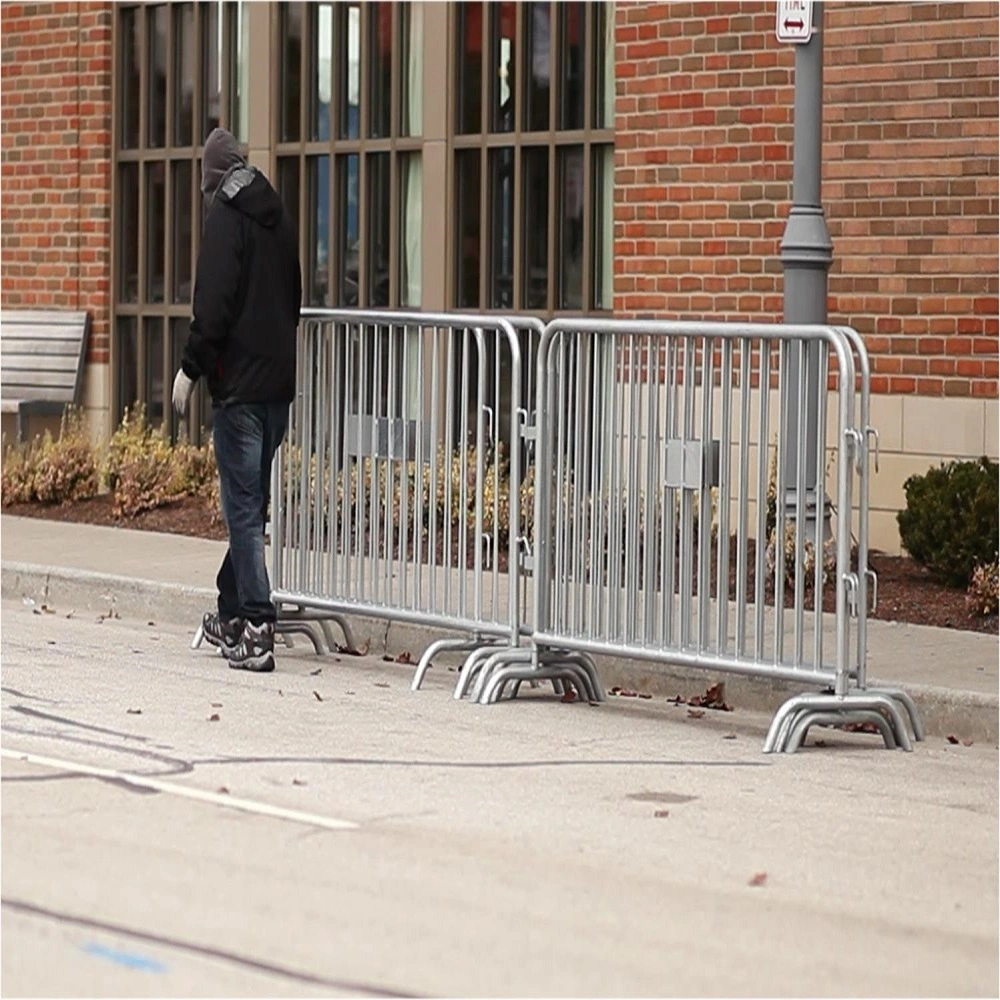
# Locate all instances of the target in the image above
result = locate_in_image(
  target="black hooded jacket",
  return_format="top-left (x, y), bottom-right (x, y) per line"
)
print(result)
top-left (182, 167), bottom-right (302, 405)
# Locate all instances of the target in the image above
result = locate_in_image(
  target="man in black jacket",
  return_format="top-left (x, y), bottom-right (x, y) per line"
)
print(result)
top-left (173, 127), bottom-right (302, 673)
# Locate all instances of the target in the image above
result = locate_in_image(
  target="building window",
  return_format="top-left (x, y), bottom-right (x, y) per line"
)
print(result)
top-left (113, 1), bottom-right (246, 442)
top-left (452, 1), bottom-right (614, 314)
top-left (278, 1), bottom-right (423, 309)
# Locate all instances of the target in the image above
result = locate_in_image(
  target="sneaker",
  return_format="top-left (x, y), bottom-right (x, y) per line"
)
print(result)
top-left (202, 612), bottom-right (243, 653)
top-left (226, 620), bottom-right (276, 673)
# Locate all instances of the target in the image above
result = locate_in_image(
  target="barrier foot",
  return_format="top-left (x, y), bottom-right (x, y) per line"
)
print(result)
top-left (866, 687), bottom-right (925, 742)
top-left (765, 691), bottom-right (914, 753)
top-left (275, 622), bottom-right (324, 655)
top-left (469, 649), bottom-right (533, 702)
top-left (454, 643), bottom-right (511, 700)
top-left (412, 636), bottom-right (490, 692)
top-left (786, 710), bottom-right (897, 753)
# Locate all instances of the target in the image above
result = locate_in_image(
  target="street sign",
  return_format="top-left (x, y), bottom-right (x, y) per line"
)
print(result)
top-left (776, 0), bottom-right (813, 42)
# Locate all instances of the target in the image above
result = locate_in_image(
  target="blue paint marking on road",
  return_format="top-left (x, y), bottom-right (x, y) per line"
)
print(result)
top-left (82, 941), bottom-right (168, 973)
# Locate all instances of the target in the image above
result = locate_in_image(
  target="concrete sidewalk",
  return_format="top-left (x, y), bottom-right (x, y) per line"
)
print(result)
top-left (2, 513), bottom-right (997, 743)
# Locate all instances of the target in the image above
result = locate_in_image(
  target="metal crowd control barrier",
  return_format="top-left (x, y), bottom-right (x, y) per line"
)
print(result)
top-left (462, 318), bottom-right (921, 752)
top-left (269, 308), bottom-right (547, 682)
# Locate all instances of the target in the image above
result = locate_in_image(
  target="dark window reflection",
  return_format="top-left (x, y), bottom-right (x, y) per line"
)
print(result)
top-left (558, 2), bottom-right (585, 130)
top-left (307, 155), bottom-right (329, 305)
top-left (525, 2), bottom-right (550, 132)
top-left (369, 4), bottom-right (391, 138)
top-left (340, 3), bottom-right (360, 139)
top-left (281, 3), bottom-right (302, 141)
top-left (120, 8), bottom-right (140, 148)
top-left (490, 3), bottom-right (515, 133)
top-left (117, 317), bottom-right (139, 417)
top-left (144, 317), bottom-right (165, 428)
top-left (455, 149), bottom-right (481, 308)
top-left (174, 4), bottom-right (195, 145)
top-left (558, 146), bottom-right (583, 309)
top-left (202, 3), bottom-right (221, 136)
top-left (148, 5), bottom-right (167, 147)
top-left (339, 154), bottom-right (359, 305)
top-left (172, 160), bottom-right (193, 303)
top-left (119, 164), bottom-right (139, 303)
top-left (456, 1), bottom-right (482, 134)
top-left (367, 153), bottom-right (390, 307)
top-left (145, 162), bottom-right (166, 303)
top-left (594, 1), bottom-right (613, 130)
top-left (489, 147), bottom-right (513, 308)
top-left (593, 145), bottom-right (614, 309)
top-left (311, 3), bottom-right (332, 141)
top-left (277, 157), bottom-right (300, 233)
top-left (523, 146), bottom-right (549, 309)
top-left (169, 318), bottom-right (189, 441)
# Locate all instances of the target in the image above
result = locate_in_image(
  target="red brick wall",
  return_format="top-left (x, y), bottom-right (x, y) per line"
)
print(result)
top-left (613, 0), bottom-right (999, 398)
top-left (1, 1), bottom-right (114, 365)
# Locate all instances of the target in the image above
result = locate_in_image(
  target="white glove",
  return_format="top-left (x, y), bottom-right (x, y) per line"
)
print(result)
top-left (172, 368), bottom-right (194, 415)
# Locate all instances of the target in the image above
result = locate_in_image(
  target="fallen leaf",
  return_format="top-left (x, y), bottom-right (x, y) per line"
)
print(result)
top-left (748, 872), bottom-right (768, 887)
top-left (345, 690), bottom-right (356, 696)
top-left (723, 733), bottom-right (737, 740)
top-left (815, 739), bottom-right (828, 748)
top-left (33, 609), bottom-right (41, 616)
top-left (278, 689), bottom-right (284, 696)
top-left (621, 689), bottom-right (638, 698)
top-left (687, 708), bottom-right (706, 719)
top-left (654, 809), bottom-right (670, 818)
top-left (127, 708), bottom-right (142, 715)
top-left (208, 713), bottom-right (220, 721)
top-left (609, 686), bottom-right (622, 696)
top-left (395, 651), bottom-right (413, 664)
top-left (47, 640), bottom-right (56, 645)
top-left (292, 778), bottom-right (306, 786)
top-left (947, 735), bottom-right (960, 745)
top-left (638, 693), bottom-right (652, 700)
top-left (211, 702), bottom-right (222, 708)
top-left (667, 695), bottom-right (684, 705)
top-left (338, 641), bottom-right (369, 657)
top-left (217, 786), bottom-right (229, 795)
top-left (65, 610), bottom-right (75, 619)
top-left (588, 701), bottom-right (600, 707)
top-left (561, 689), bottom-right (578, 703)
top-left (382, 655), bottom-right (394, 662)
top-left (312, 690), bottom-right (323, 702)
top-left (962, 739), bottom-right (974, 747)
top-left (309, 668), bottom-right (322, 676)
top-left (147, 621), bottom-right (156, 627)
top-left (41, 604), bottom-right (55, 615)
top-left (374, 682), bottom-right (390, 689)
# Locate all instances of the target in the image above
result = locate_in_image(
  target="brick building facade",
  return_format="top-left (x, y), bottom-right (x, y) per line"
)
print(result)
top-left (1, 0), bottom-right (997, 552)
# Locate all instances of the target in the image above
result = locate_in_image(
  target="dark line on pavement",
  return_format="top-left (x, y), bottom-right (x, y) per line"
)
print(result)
top-left (1, 726), bottom-right (192, 776)
top-left (2, 898), bottom-right (419, 998)
top-left (1, 772), bottom-right (160, 795)
top-left (9, 706), bottom-right (151, 743)
top-left (1, 687), bottom-right (57, 704)
top-left (195, 755), bottom-right (769, 769)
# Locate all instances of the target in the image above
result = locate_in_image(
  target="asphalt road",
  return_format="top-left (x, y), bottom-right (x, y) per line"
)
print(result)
top-left (1, 598), bottom-right (997, 998)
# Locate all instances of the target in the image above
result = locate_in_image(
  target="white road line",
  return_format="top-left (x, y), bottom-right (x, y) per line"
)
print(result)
top-left (0, 747), bottom-right (357, 832)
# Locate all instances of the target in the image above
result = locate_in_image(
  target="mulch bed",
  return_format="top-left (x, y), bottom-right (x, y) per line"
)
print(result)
top-left (3, 494), bottom-right (995, 635)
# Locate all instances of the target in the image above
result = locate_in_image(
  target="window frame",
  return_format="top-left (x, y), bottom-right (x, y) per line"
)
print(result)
top-left (274, 1), bottom-right (423, 310)
top-left (447, 1), bottom-right (615, 317)
top-left (111, 1), bottom-right (245, 443)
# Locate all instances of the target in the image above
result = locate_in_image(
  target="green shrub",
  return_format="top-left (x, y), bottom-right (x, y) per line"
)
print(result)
top-left (897, 457), bottom-right (999, 587)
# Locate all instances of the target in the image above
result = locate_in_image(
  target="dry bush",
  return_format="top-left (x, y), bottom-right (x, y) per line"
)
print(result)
top-left (967, 556), bottom-right (999, 618)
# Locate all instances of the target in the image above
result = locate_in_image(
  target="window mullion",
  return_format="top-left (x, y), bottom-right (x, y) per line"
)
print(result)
top-left (545, 2), bottom-right (559, 314)
top-left (478, 3), bottom-right (488, 307)
top-left (512, 2), bottom-right (523, 310)
top-left (388, 2), bottom-right (400, 307)
top-left (581, 5), bottom-right (594, 313)
top-left (358, 4), bottom-right (369, 307)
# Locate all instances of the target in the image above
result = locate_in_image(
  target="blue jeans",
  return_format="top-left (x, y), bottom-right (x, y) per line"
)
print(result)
top-left (212, 401), bottom-right (289, 625)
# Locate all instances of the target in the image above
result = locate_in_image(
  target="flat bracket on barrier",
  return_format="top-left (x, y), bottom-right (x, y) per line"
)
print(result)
top-left (664, 438), bottom-right (720, 490)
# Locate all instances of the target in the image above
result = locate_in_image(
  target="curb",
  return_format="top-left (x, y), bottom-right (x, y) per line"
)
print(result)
top-left (3, 561), bottom-right (996, 744)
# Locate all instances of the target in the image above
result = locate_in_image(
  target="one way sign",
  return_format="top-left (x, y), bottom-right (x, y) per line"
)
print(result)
top-left (776, 0), bottom-right (814, 42)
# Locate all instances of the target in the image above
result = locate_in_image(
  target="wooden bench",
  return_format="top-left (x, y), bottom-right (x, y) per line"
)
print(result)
top-left (0, 310), bottom-right (91, 442)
